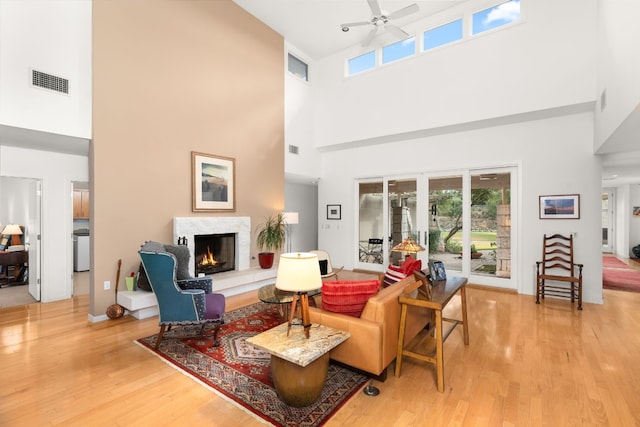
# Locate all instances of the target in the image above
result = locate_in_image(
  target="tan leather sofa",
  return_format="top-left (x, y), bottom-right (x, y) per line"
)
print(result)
top-left (309, 274), bottom-right (430, 377)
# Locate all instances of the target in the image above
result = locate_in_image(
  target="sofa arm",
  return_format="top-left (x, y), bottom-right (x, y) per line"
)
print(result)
top-left (178, 276), bottom-right (213, 294)
top-left (309, 307), bottom-right (385, 376)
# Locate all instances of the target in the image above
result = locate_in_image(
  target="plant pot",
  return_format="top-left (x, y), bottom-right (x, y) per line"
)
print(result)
top-left (471, 252), bottom-right (482, 259)
top-left (258, 252), bottom-right (275, 269)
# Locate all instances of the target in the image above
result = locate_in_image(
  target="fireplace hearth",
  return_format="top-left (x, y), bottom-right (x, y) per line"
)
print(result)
top-left (194, 233), bottom-right (235, 275)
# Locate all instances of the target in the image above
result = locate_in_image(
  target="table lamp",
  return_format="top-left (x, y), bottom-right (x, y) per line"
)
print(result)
top-left (2, 224), bottom-right (23, 246)
top-left (391, 236), bottom-right (425, 257)
top-left (275, 252), bottom-right (322, 339)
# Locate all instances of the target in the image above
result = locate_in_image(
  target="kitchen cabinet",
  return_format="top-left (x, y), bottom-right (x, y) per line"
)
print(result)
top-left (73, 190), bottom-right (90, 219)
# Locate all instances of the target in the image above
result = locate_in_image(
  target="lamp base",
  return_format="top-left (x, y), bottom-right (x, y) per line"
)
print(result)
top-left (287, 292), bottom-right (311, 339)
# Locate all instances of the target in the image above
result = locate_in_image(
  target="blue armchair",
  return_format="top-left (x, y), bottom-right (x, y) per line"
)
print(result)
top-left (139, 242), bottom-right (225, 349)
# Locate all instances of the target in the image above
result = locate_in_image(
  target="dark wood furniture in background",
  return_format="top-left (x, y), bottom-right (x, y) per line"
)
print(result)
top-left (0, 251), bottom-right (28, 286)
top-left (535, 233), bottom-right (583, 310)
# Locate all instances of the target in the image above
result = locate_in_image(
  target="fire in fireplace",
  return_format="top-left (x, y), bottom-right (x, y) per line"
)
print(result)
top-left (194, 233), bottom-right (235, 275)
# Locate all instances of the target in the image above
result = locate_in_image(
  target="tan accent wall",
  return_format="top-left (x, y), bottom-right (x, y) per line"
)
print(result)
top-left (92, 0), bottom-right (284, 317)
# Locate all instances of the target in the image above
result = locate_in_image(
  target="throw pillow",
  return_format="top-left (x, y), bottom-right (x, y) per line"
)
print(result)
top-left (321, 280), bottom-right (380, 317)
top-left (383, 264), bottom-right (407, 287)
top-left (164, 244), bottom-right (192, 280)
top-left (400, 256), bottom-right (423, 275)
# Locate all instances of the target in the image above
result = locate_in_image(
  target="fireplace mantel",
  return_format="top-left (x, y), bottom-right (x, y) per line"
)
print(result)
top-left (173, 217), bottom-right (251, 277)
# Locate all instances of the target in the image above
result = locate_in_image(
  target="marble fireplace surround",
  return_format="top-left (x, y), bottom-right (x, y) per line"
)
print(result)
top-left (173, 217), bottom-right (276, 296)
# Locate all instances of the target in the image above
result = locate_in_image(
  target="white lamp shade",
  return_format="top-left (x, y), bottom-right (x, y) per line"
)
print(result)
top-left (2, 224), bottom-right (22, 235)
top-left (282, 212), bottom-right (299, 225)
top-left (275, 252), bottom-right (322, 292)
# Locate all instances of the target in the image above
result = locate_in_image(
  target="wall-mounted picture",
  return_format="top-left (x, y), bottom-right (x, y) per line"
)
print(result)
top-left (192, 151), bottom-right (235, 212)
top-left (539, 194), bottom-right (580, 219)
top-left (633, 206), bottom-right (640, 216)
top-left (327, 204), bottom-right (341, 220)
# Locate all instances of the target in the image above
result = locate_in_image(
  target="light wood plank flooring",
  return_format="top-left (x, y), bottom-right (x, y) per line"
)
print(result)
top-left (1, 272), bottom-right (639, 426)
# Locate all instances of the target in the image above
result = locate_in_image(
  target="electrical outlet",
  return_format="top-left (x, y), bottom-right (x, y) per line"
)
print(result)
top-left (104, 280), bottom-right (110, 290)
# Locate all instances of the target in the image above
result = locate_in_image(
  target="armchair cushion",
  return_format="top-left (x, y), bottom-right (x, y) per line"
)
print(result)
top-left (321, 279), bottom-right (380, 318)
top-left (164, 244), bottom-right (191, 281)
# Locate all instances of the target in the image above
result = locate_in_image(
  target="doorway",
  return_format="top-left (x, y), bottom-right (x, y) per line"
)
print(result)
top-left (602, 189), bottom-right (615, 253)
top-left (0, 176), bottom-right (41, 308)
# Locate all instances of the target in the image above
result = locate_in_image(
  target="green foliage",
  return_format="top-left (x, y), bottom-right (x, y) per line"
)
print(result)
top-left (255, 212), bottom-right (285, 253)
top-left (445, 240), bottom-right (462, 254)
top-left (428, 228), bottom-right (440, 253)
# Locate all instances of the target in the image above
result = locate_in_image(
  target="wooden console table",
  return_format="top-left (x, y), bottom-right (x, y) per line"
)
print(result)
top-left (0, 250), bottom-right (28, 287)
top-left (395, 276), bottom-right (469, 392)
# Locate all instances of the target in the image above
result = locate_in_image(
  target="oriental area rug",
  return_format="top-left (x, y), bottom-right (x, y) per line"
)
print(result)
top-left (602, 256), bottom-right (640, 293)
top-left (135, 302), bottom-right (367, 427)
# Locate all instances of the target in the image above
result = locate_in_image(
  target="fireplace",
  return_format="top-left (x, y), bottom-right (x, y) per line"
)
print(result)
top-left (194, 233), bottom-right (235, 275)
top-left (173, 216), bottom-right (251, 278)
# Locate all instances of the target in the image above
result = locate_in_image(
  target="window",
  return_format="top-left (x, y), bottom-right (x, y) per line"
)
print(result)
top-left (288, 53), bottom-right (308, 81)
top-left (348, 51), bottom-right (376, 76)
top-left (382, 37), bottom-right (416, 65)
top-left (472, 0), bottom-right (521, 35)
top-left (423, 19), bottom-right (463, 51)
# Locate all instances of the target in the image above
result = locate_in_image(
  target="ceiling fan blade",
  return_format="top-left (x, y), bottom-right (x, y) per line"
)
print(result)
top-left (386, 24), bottom-right (410, 40)
top-left (340, 21), bottom-right (371, 28)
top-left (362, 28), bottom-right (379, 47)
top-left (367, 0), bottom-right (382, 17)
top-left (388, 3), bottom-right (419, 20)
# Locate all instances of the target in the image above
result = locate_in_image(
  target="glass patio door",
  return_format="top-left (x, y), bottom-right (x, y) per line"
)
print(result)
top-left (356, 180), bottom-right (385, 270)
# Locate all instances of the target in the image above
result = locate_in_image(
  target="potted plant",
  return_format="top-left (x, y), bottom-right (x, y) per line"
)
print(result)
top-left (255, 212), bottom-right (286, 269)
top-left (470, 244), bottom-right (482, 259)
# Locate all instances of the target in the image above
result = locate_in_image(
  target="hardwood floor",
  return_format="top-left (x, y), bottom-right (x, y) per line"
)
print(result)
top-left (1, 273), bottom-right (639, 426)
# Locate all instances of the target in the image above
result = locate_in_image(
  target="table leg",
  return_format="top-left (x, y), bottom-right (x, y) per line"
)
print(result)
top-left (394, 303), bottom-right (409, 377)
top-left (435, 309), bottom-right (444, 392)
top-left (460, 285), bottom-right (469, 345)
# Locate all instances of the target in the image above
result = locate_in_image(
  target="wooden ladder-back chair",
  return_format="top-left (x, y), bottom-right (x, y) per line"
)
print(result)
top-left (535, 233), bottom-right (583, 310)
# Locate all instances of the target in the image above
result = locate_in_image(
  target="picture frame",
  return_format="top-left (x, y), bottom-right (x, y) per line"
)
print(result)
top-left (429, 260), bottom-right (447, 282)
top-left (192, 151), bottom-right (235, 212)
top-left (539, 194), bottom-right (580, 219)
top-left (326, 204), bottom-right (341, 220)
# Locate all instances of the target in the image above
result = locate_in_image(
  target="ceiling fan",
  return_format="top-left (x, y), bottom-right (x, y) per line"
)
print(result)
top-left (340, 0), bottom-right (420, 46)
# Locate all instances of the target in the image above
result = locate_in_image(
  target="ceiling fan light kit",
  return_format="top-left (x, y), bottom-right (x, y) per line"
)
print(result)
top-left (340, 0), bottom-right (419, 46)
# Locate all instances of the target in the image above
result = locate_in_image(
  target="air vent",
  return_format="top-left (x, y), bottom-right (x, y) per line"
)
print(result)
top-left (32, 70), bottom-right (69, 94)
top-left (288, 144), bottom-right (299, 155)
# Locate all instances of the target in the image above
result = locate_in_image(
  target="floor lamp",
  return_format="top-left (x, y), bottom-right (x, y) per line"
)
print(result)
top-left (282, 212), bottom-right (299, 253)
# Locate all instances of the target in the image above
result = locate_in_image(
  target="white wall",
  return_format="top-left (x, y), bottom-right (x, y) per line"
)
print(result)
top-left (0, 146), bottom-right (88, 302)
top-left (284, 181), bottom-right (318, 252)
top-left (594, 0), bottom-right (640, 150)
top-left (284, 42), bottom-right (321, 180)
top-left (318, 112), bottom-right (603, 305)
top-left (0, 0), bottom-right (91, 138)
top-left (311, 0), bottom-right (596, 148)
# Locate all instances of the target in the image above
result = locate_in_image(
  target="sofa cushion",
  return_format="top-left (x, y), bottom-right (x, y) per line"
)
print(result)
top-left (383, 264), bottom-right (407, 287)
top-left (321, 280), bottom-right (380, 318)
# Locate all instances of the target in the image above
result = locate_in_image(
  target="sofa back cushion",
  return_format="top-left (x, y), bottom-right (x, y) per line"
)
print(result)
top-left (322, 279), bottom-right (380, 318)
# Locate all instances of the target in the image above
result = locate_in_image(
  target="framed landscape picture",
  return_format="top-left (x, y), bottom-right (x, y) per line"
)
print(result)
top-left (192, 152), bottom-right (235, 212)
top-left (539, 194), bottom-right (580, 219)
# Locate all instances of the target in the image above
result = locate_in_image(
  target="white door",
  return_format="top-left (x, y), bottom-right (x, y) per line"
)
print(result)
top-left (602, 189), bottom-right (615, 253)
